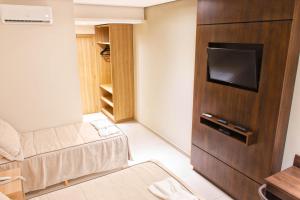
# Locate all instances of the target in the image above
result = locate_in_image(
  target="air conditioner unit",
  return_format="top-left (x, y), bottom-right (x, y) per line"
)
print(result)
top-left (0, 4), bottom-right (53, 24)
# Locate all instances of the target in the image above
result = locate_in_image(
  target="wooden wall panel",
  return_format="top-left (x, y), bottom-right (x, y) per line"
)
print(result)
top-left (192, 145), bottom-right (261, 200)
top-left (193, 21), bottom-right (292, 183)
top-left (76, 35), bottom-right (100, 114)
top-left (192, 0), bottom-right (300, 199)
top-left (110, 24), bottom-right (134, 122)
top-left (272, 0), bottom-right (300, 173)
top-left (197, 0), bottom-right (295, 25)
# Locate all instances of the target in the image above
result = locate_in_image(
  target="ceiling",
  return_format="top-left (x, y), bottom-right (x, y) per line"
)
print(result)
top-left (73, 0), bottom-right (176, 7)
top-left (75, 18), bottom-right (145, 25)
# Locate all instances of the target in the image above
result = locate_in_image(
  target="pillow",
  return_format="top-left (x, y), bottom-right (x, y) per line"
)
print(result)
top-left (0, 119), bottom-right (24, 161)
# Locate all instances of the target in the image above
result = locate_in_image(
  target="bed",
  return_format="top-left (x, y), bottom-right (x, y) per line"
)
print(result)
top-left (0, 119), bottom-right (131, 193)
top-left (29, 161), bottom-right (203, 200)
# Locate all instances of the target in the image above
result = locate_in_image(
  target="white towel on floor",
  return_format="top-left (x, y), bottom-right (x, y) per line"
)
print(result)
top-left (148, 178), bottom-right (198, 200)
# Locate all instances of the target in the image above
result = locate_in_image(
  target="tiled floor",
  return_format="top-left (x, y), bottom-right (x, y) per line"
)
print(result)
top-left (83, 113), bottom-right (232, 200)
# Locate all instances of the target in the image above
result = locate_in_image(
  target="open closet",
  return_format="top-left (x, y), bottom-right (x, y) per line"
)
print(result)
top-left (77, 24), bottom-right (134, 122)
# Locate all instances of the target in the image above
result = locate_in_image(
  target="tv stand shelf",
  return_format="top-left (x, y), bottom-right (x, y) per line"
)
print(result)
top-left (200, 115), bottom-right (255, 146)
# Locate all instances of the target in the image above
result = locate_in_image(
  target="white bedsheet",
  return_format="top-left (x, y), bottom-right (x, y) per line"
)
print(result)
top-left (149, 178), bottom-right (198, 200)
top-left (0, 120), bottom-right (130, 193)
top-left (29, 161), bottom-right (204, 200)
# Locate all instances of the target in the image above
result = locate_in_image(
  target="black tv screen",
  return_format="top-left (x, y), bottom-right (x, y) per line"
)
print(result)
top-left (207, 43), bottom-right (263, 92)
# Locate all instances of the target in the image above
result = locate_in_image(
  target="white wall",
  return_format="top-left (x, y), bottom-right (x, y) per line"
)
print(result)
top-left (134, 0), bottom-right (197, 155)
top-left (0, 0), bottom-right (82, 132)
top-left (134, 0), bottom-right (300, 162)
top-left (282, 58), bottom-right (300, 169)
top-left (75, 25), bottom-right (95, 34)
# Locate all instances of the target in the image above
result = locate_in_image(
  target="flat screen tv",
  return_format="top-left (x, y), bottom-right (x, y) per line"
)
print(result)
top-left (207, 43), bottom-right (263, 92)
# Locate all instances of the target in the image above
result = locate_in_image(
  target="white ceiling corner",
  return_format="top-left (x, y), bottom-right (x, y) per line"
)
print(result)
top-left (75, 18), bottom-right (145, 25)
top-left (73, 0), bottom-right (176, 7)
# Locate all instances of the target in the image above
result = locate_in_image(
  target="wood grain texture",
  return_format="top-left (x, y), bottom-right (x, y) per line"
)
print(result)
top-left (272, 0), bottom-right (300, 174)
top-left (266, 167), bottom-right (300, 200)
top-left (0, 168), bottom-right (24, 200)
top-left (100, 84), bottom-right (113, 94)
top-left (191, 145), bottom-right (260, 200)
top-left (294, 155), bottom-right (300, 168)
top-left (193, 21), bottom-right (292, 184)
top-left (192, 1), bottom-right (300, 199)
top-left (95, 24), bottom-right (134, 122)
top-left (95, 26), bottom-right (113, 117)
top-left (76, 34), bottom-right (100, 114)
top-left (197, 0), bottom-right (295, 25)
top-left (95, 28), bottom-right (112, 85)
top-left (101, 96), bottom-right (114, 107)
top-left (200, 115), bottom-right (255, 145)
top-left (110, 24), bottom-right (134, 122)
top-left (96, 26), bottom-right (109, 43)
top-left (102, 106), bottom-right (114, 121)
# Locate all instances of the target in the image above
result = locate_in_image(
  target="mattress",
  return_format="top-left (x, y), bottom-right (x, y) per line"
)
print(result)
top-left (0, 119), bottom-right (130, 193)
top-left (29, 161), bottom-right (203, 200)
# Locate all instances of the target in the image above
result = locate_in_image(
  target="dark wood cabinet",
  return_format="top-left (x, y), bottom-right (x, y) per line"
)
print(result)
top-left (191, 1), bottom-right (300, 199)
top-left (197, 0), bottom-right (295, 25)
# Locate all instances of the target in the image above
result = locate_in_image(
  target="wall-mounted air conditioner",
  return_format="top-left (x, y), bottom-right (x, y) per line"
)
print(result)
top-left (0, 4), bottom-right (53, 24)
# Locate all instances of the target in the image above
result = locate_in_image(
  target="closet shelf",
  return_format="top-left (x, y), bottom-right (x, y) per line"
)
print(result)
top-left (101, 96), bottom-right (114, 107)
top-left (102, 107), bottom-right (114, 121)
top-left (97, 41), bottom-right (110, 45)
top-left (96, 25), bottom-right (109, 28)
top-left (96, 24), bottom-right (133, 122)
top-left (100, 84), bottom-right (113, 94)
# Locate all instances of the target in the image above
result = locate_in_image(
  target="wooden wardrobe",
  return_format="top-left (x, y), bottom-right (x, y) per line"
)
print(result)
top-left (77, 24), bottom-right (134, 122)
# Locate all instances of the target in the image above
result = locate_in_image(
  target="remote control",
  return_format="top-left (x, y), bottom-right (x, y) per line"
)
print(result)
top-left (202, 113), bottom-right (213, 118)
top-left (217, 118), bottom-right (228, 125)
top-left (234, 125), bottom-right (248, 132)
top-left (0, 176), bottom-right (11, 182)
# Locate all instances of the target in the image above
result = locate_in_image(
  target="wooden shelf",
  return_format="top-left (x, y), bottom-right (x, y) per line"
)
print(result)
top-left (96, 24), bottom-right (109, 28)
top-left (97, 41), bottom-right (110, 45)
top-left (102, 107), bottom-right (114, 121)
top-left (200, 115), bottom-right (255, 145)
top-left (101, 96), bottom-right (113, 107)
top-left (100, 84), bottom-right (113, 94)
top-left (96, 24), bottom-right (134, 122)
